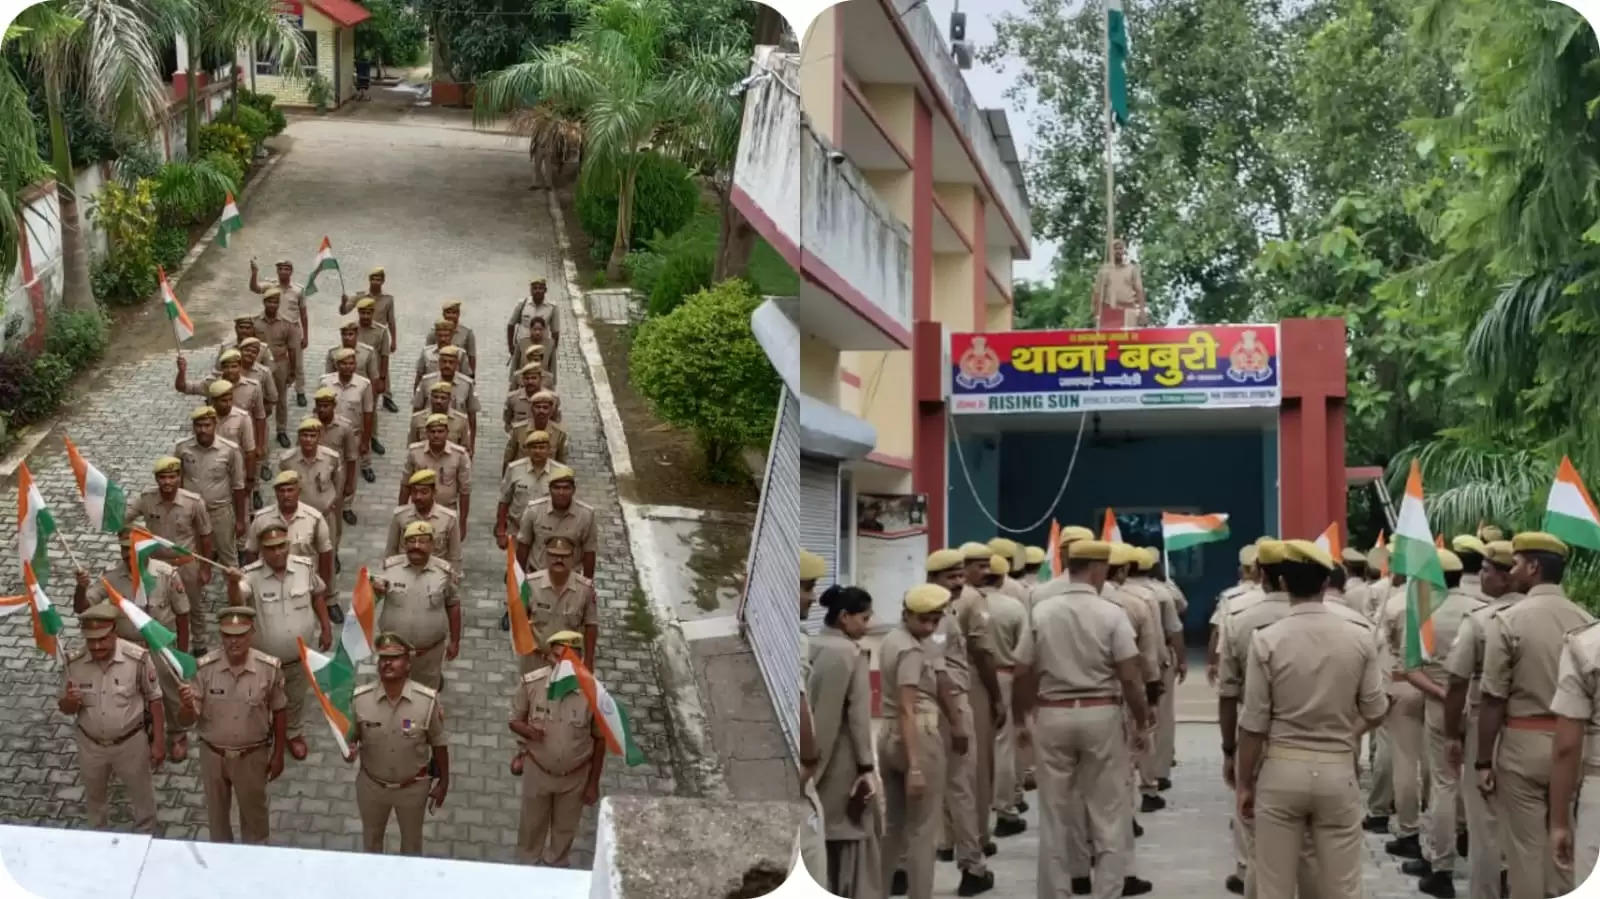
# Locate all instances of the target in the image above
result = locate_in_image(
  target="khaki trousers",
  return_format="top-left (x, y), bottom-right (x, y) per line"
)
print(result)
top-left (76, 731), bottom-right (156, 833)
top-left (1239, 780), bottom-right (1320, 898)
top-left (1253, 752), bottom-right (1360, 899)
top-left (1494, 727), bottom-right (1571, 899)
top-left (1017, 710), bottom-right (1036, 800)
top-left (1366, 723), bottom-right (1394, 817)
top-left (269, 360), bottom-right (291, 431)
top-left (1153, 665), bottom-right (1177, 781)
top-left (939, 696), bottom-right (986, 874)
top-left (1066, 792), bottom-right (1093, 878)
top-left (290, 324), bottom-right (305, 392)
top-left (880, 713), bottom-right (946, 899)
top-left (992, 671), bottom-right (1019, 815)
top-left (1037, 705), bottom-right (1129, 899)
top-left (151, 653), bottom-right (189, 745)
top-left (1388, 682), bottom-right (1426, 837)
top-left (1422, 698), bottom-right (1460, 870)
top-left (517, 760), bottom-right (586, 865)
top-left (1461, 711), bottom-right (1503, 899)
top-left (356, 769), bottom-right (428, 854)
top-left (200, 743), bottom-right (270, 844)
top-left (800, 775), bottom-right (826, 885)
top-left (176, 563), bottom-right (208, 652)
top-left (1574, 773), bottom-right (1600, 890)
top-left (281, 659), bottom-right (308, 740)
top-left (409, 641), bottom-right (446, 691)
top-left (209, 502), bottom-right (239, 568)
top-left (970, 677), bottom-right (995, 843)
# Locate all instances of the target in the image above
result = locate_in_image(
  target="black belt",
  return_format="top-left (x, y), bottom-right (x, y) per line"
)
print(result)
top-left (363, 765), bottom-right (429, 789)
top-left (201, 738), bottom-right (269, 760)
top-left (77, 724), bottom-right (143, 747)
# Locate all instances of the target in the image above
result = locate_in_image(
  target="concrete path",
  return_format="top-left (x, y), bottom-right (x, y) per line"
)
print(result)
top-left (0, 112), bottom-right (675, 866)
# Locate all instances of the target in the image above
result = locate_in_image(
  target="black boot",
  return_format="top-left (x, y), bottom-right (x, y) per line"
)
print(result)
top-left (1122, 876), bottom-right (1153, 896)
top-left (296, 391), bottom-right (307, 407)
top-left (1401, 859), bottom-right (1432, 877)
top-left (1362, 814), bottom-right (1390, 833)
top-left (343, 508), bottom-right (357, 525)
top-left (936, 848), bottom-right (954, 863)
top-left (1070, 877), bottom-right (1091, 896)
top-left (1140, 793), bottom-right (1166, 813)
top-left (1385, 833), bottom-right (1422, 859)
top-left (382, 394), bottom-right (399, 413)
top-left (370, 437), bottom-right (386, 456)
top-left (1224, 874), bottom-right (1244, 895)
top-left (1156, 777), bottom-right (1172, 791)
top-left (251, 491), bottom-right (263, 511)
top-left (1133, 819), bottom-right (1143, 838)
top-left (1457, 831), bottom-right (1468, 858)
top-left (1015, 799), bottom-right (1029, 813)
top-left (956, 870), bottom-right (994, 897)
top-left (889, 870), bottom-right (908, 896)
top-left (327, 603), bottom-right (345, 624)
top-left (361, 465), bottom-right (375, 483)
top-left (982, 841), bottom-right (997, 857)
top-left (277, 431), bottom-right (290, 448)
top-left (1418, 871), bottom-right (1456, 898)
top-left (994, 814), bottom-right (1026, 837)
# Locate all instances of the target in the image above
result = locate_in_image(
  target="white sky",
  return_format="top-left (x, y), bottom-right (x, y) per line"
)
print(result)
top-left (925, 0), bottom-right (1058, 282)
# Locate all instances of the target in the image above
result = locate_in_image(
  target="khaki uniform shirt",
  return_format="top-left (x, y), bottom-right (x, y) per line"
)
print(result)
top-left (342, 292), bottom-right (396, 337)
top-left (352, 680), bottom-right (445, 783)
top-left (930, 610), bottom-right (970, 693)
top-left (1365, 579), bottom-right (1395, 623)
top-left (376, 555), bottom-right (457, 649)
top-left (955, 584), bottom-right (998, 663)
top-left (1481, 584), bottom-right (1596, 718)
top-left (499, 459), bottom-right (553, 524)
top-left (505, 390), bottom-right (563, 431)
top-left (319, 373), bottom-right (374, 434)
top-left (1552, 622), bottom-right (1600, 763)
top-left (1094, 261), bottom-right (1144, 313)
top-left (213, 407), bottom-right (256, 458)
top-left (416, 345), bottom-right (475, 380)
top-left (408, 408), bottom-right (471, 446)
top-left (807, 627), bottom-right (875, 841)
top-left (1210, 582), bottom-right (1257, 629)
top-left (237, 557), bottom-right (324, 662)
top-left (184, 376), bottom-right (266, 427)
top-left (88, 560), bottom-right (190, 638)
top-left (878, 626), bottom-right (941, 718)
top-left (425, 324), bottom-right (477, 361)
top-left (385, 504), bottom-right (462, 573)
top-left (318, 414), bottom-right (361, 466)
top-left (1219, 592), bottom-right (1297, 700)
top-left (410, 373), bottom-right (481, 416)
top-left (401, 441), bottom-right (472, 508)
top-left (244, 503), bottom-right (333, 558)
top-left (277, 446), bottom-right (345, 515)
top-left (1444, 594), bottom-right (1520, 707)
top-left (517, 499), bottom-right (598, 571)
top-left (1238, 603), bottom-right (1387, 754)
top-left (509, 297), bottom-right (560, 368)
top-left (982, 586), bottom-right (1027, 668)
top-left (191, 648), bottom-right (286, 748)
top-left (174, 436), bottom-right (245, 507)
top-left (324, 342), bottom-right (380, 385)
top-left (1342, 580), bottom-right (1371, 618)
top-left (355, 321), bottom-right (392, 361)
top-left (253, 315), bottom-right (297, 370)
top-left (247, 363), bottom-right (279, 408)
top-left (524, 570), bottom-right (598, 639)
top-left (509, 419), bottom-right (568, 465)
top-left (66, 640), bottom-right (160, 741)
top-left (1105, 581), bottom-right (1161, 682)
top-left (513, 666), bottom-right (599, 780)
top-left (266, 281), bottom-right (305, 326)
top-left (1016, 580), bottom-right (1137, 701)
top-left (218, 337), bottom-right (275, 369)
top-left (1419, 587), bottom-right (1486, 685)
top-left (129, 488), bottom-right (213, 547)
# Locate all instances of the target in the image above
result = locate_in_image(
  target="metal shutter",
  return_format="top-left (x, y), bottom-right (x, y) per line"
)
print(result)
top-left (800, 455), bottom-right (840, 635)
top-left (740, 387), bottom-right (803, 756)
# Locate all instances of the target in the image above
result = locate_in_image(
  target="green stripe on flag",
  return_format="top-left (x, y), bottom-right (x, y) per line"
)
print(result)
top-left (1108, 0), bottom-right (1130, 126)
top-left (1545, 511), bottom-right (1600, 551)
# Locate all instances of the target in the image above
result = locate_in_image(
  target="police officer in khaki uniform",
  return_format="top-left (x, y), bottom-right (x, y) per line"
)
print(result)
top-left (1012, 538), bottom-right (1151, 899)
top-left (1338, 548), bottom-right (1371, 616)
top-left (1234, 540), bottom-right (1387, 899)
top-left (204, 378), bottom-right (260, 509)
top-left (313, 386), bottom-right (363, 496)
top-left (340, 269), bottom-right (400, 384)
top-left (218, 316), bottom-right (273, 369)
top-left (245, 471), bottom-right (334, 590)
top-left (517, 466), bottom-right (597, 576)
top-left (525, 318), bottom-right (558, 389)
top-left (227, 525), bottom-right (331, 759)
top-left (504, 363), bottom-right (562, 429)
top-left (1550, 615), bottom-right (1600, 885)
top-left (386, 470), bottom-right (463, 576)
top-left (322, 347), bottom-right (378, 480)
top-left (431, 300), bottom-right (478, 373)
top-left (1475, 531), bottom-right (1593, 898)
top-left (74, 535), bottom-right (192, 760)
top-left (61, 603), bottom-right (165, 832)
top-left (507, 389), bottom-right (567, 473)
top-left (880, 583), bottom-right (954, 899)
top-left (177, 405), bottom-right (247, 569)
top-left (371, 521), bottom-right (460, 691)
top-left (410, 354), bottom-right (481, 434)
top-left (178, 606), bottom-right (287, 844)
top-left (351, 296), bottom-right (395, 413)
top-left (1129, 547), bottom-right (1181, 805)
top-left (252, 287), bottom-right (299, 442)
top-left (1399, 547), bottom-right (1484, 894)
top-left (514, 536), bottom-right (597, 675)
top-left (249, 259), bottom-right (308, 404)
top-left (325, 316), bottom-right (382, 388)
top-left (130, 456), bottom-right (215, 652)
top-left (416, 319), bottom-right (476, 383)
top-left (1379, 559), bottom-right (1428, 861)
top-left (400, 416), bottom-right (472, 524)
top-left (507, 278), bottom-right (559, 381)
top-left (981, 554), bottom-right (1029, 837)
top-left (806, 583), bottom-right (879, 897)
top-left (279, 418), bottom-right (348, 556)
top-left (1208, 545), bottom-right (1261, 688)
top-left (497, 431), bottom-right (555, 546)
top-left (237, 337), bottom-right (280, 429)
top-left (1443, 539), bottom-right (1519, 899)
top-left (409, 381), bottom-right (471, 447)
top-left (344, 632), bottom-right (449, 855)
top-left (180, 349), bottom-right (269, 477)
top-left (511, 630), bottom-right (605, 866)
top-left (942, 544), bottom-right (1002, 894)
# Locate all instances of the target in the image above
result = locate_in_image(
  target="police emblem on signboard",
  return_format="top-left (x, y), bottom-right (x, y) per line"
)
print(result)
top-left (1225, 330), bottom-right (1273, 383)
top-left (955, 337), bottom-right (1004, 389)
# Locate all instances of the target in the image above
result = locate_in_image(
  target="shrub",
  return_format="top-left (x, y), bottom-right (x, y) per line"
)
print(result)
top-left (197, 123), bottom-right (252, 171)
top-left (201, 150), bottom-right (244, 190)
top-left (92, 257), bottom-right (159, 306)
top-left (88, 179), bottom-right (159, 305)
top-left (0, 350), bottom-right (74, 426)
top-left (307, 73), bottom-right (333, 113)
top-left (113, 140), bottom-right (163, 185)
top-left (238, 90), bottom-right (287, 135)
top-left (647, 248), bottom-right (713, 317)
top-left (215, 104), bottom-right (270, 148)
top-left (576, 152), bottom-right (698, 251)
top-left (625, 248), bottom-right (665, 295)
top-left (45, 307), bottom-right (110, 372)
top-left (152, 159), bottom-right (238, 226)
top-left (152, 226), bottom-right (189, 270)
top-left (630, 279), bottom-right (779, 482)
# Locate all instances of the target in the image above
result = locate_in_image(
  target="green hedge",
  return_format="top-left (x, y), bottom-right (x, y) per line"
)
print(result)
top-left (576, 152), bottom-right (699, 252)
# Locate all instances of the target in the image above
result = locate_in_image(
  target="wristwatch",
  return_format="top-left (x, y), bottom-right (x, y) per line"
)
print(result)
top-left (1222, 745), bottom-right (1236, 758)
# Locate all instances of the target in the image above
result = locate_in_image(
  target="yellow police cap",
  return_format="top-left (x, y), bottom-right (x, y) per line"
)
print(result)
top-left (1340, 547), bottom-right (1367, 565)
top-left (442, 299), bottom-right (462, 312)
top-left (1067, 540), bottom-right (1113, 561)
top-left (425, 413), bottom-right (450, 428)
top-left (545, 536), bottom-right (576, 556)
top-left (434, 318), bottom-right (454, 331)
top-left (517, 362), bottom-right (543, 376)
top-left (926, 549), bottom-right (964, 572)
top-left (207, 379), bottom-right (234, 398)
top-left (1256, 539), bottom-right (1288, 565)
top-left (1279, 539), bottom-right (1334, 571)
top-left (524, 344), bottom-right (545, 358)
top-left (234, 314), bottom-right (255, 326)
top-left (1239, 545), bottom-right (1258, 566)
top-left (218, 349), bottom-right (242, 364)
top-left (438, 345), bottom-right (462, 358)
top-left (217, 606), bottom-right (257, 635)
top-left (904, 583), bottom-right (951, 614)
top-left (548, 465), bottom-right (575, 483)
top-left (959, 542), bottom-right (992, 561)
top-left (1437, 548), bottom-right (1463, 573)
top-left (1367, 546), bottom-right (1389, 569)
top-left (79, 602), bottom-right (119, 637)
top-left (314, 386), bottom-right (338, 400)
top-left (190, 405), bottom-right (217, 421)
top-left (1451, 535), bottom-right (1488, 557)
top-left (531, 390), bottom-right (557, 403)
top-left (429, 380), bottom-right (454, 394)
top-left (262, 286), bottom-right (283, 299)
top-left (987, 537), bottom-right (1019, 558)
top-left (271, 470), bottom-right (300, 487)
top-left (356, 296), bottom-right (376, 310)
top-left (1058, 525), bottom-right (1094, 546)
top-left (257, 526), bottom-right (289, 547)
top-left (339, 316), bottom-right (359, 330)
top-left (1513, 531), bottom-right (1570, 558)
top-left (1255, 535), bottom-right (1279, 547)
top-left (274, 259), bottom-right (292, 267)
top-left (1479, 524), bottom-right (1505, 542)
top-left (1485, 540), bottom-right (1515, 567)
top-left (368, 266), bottom-right (385, 277)
top-left (402, 520), bottom-right (435, 539)
top-left (547, 630), bottom-right (584, 647)
top-left (407, 468), bottom-right (437, 486)
top-left (239, 337), bottom-right (263, 349)
top-left (522, 429), bottom-right (550, 446)
top-left (1025, 546), bottom-right (1046, 565)
top-left (373, 631), bottom-right (412, 657)
top-left (332, 347), bottom-right (356, 361)
top-left (153, 455), bottom-right (182, 474)
top-left (1109, 543), bottom-right (1140, 567)
top-left (298, 417), bottom-right (322, 432)
top-left (799, 549), bottom-right (826, 581)
top-left (990, 554), bottom-right (1011, 576)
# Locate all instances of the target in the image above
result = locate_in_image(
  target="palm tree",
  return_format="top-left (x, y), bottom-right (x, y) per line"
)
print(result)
top-left (0, 32), bottom-right (53, 291)
top-left (474, 0), bottom-right (677, 281)
top-left (656, 42), bottom-right (752, 280)
top-left (176, 0), bottom-right (307, 156)
top-left (10, 0), bottom-right (174, 311)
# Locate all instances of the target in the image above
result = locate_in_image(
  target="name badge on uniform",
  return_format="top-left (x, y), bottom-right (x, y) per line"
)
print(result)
top-left (401, 718), bottom-right (414, 736)
top-left (209, 688), bottom-right (227, 695)
top-left (931, 633), bottom-right (948, 647)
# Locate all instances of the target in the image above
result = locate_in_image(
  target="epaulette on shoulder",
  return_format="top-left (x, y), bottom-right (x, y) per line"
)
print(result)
top-left (427, 557), bottom-right (455, 576)
top-left (199, 649), bottom-right (223, 667)
top-left (573, 573), bottom-right (594, 588)
top-left (353, 683), bottom-right (377, 697)
top-left (67, 648), bottom-right (87, 663)
top-left (250, 649), bottom-right (282, 669)
top-left (574, 499), bottom-right (595, 513)
top-left (409, 681), bottom-right (438, 699)
top-left (121, 641), bottom-right (149, 659)
top-left (1566, 619), bottom-right (1600, 638)
top-left (408, 440), bottom-right (427, 450)
top-left (522, 667), bottom-right (550, 684)
top-left (383, 554), bottom-right (410, 568)
top-left (506, 458), bottom-right (530, 472)
top-left (242, 558), bottom-right (266, 571)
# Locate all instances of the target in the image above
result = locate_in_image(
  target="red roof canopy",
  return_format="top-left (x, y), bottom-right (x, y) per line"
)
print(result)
top-left (309, 0), bottom-right (370, 28)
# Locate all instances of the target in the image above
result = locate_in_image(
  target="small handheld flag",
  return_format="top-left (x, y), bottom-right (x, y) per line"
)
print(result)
top-left (1543, 456), bottom-right (1600, 550)
top-left (1101, 508), bottom-right (1122, 543)
top-left (217, 192), bottom-right (243, 248)
top-left (1047, 520), bottom-right (1063, 579)
top-left (17, 463), bottom-right (56, 588)
top-left (23, 562), bottom-right (62, 660)
top-left (159, 268), bottom-right (194, 344)
top-left (506, 540), bottom-right (539, 656)
top-left (342, 567), bottom-right (378, 664)
top-left (299, 637), bottom-right (357, 757)
top-left (1312, 522), bottom-right (1342, 560)
top-left (1392, 461), bottom-right (1445, 668)
top-left (303, 237), bottom-right (340, 296)
top-left (103, 578), bottom-right (197, 680)
top-left (64, 437), bottom-right (127, 533)
top-left (1161, 512), bottom-right (1230, 552)
top-left (549, 647), bottom-right (646, 766)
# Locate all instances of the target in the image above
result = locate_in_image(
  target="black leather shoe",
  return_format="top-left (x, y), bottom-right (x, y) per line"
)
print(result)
top-left (1418, 871), bottom-right (1456, 898)
top-left (1122, 876), bottom-right (1153, 896)
top-left (956, 870), bottom-right (994, 897)
top-left (500, 611), bottom-right (511, 631)
top-left (370, 437), bottom-right (385, 456)
top-left (994, 815), bottom-right (1026, 837)
top-left (1500, 870), bottom-right (1509, 898)
top-left (937, 849), bottom-right (954, 863)
top-left (342, 509), bottom-right (357, 526)
top-left (889, 871), bottom-right (908, 896)
top-left (1140, 794), bottom-right (1166, 813)
top-left (1362, 814), bottom-right (1390, 833)
top-left (1133, 819), bottom-right (1143, 838)
top-left (277, 431), bottom-right (290, 448)
top-left (259, 464), bottom-right (271, 481)
top-left (361, 466), bottom-right (375, 483)
top-left (1401, 859), bottom-right (1432, 877)
top-left (1016, 799), bottom-right (1029, 813)
top-left (1225, 875), bottom-right (1244, 895)
top-left (1070, 877), bottom-right (1091, 896)
top-left (382, 394), bottom-right (399, 413)
top-left (327, 603), bottom-right (344, 624)
top-left (251, 492), bottom-right (263, 511)
top-left (296, 391), bottom-right (307, 407)
top-left (1457, 831), bottom-right (1468, 858)
top-left (982, 842), bottom-right (997, 857)
top-left (1385, 833), bottom-right (1422, 859)
top-left (1023, 773), bottom-right (1037, 791)
top-left (1156, 777), bottom-right (1172, 791)
top-left (334, 556), bottom-right (341, 574)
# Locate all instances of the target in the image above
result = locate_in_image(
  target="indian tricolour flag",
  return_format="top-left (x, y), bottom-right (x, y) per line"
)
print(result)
top-left (102, 578), bottom-right (196, 680)
top-left (217, 192), bottom-right (243, 248)
top-left (1313, 522), bottom-right (1342, 560)
top-left (17, 463), bottom-right (55, 588)
top-left (1393, 460), bottom-right (1446, 668)
top-left (1161, 512), bottom-right (1229, 552)
top-left (1047, 520), bottom-right (1063, 580)
top-left (64, 436), bottom-right (126, 533)
top-left (303, 236), bottom-right (339, 296)
top-left (506, 539), bottom-right (539, 656)
top-left (23, 562), bottom-right (62, 660)
top-left (549, 647), bottom-right (645, 766)
top-left (1107, 0), bottom-right (1130, 126)
top-left (1543, 456), bottom-right (1600, 551)
top-left (159, 267), bottom-right (194, 343)
top-left (299, 637), bottom-right (357, 757)
top-left (1101, 507), bottom-right (1122, 543)
top-left (128, 527), bottom-right (192, 603)
top-left (342, 567), bottom-right (378, 664)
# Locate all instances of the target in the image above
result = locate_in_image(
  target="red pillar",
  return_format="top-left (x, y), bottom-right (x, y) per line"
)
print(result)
top-left (910, 95), bottom-right (945, 544)
top-left (1278, 318), bottom-right (1348, 539)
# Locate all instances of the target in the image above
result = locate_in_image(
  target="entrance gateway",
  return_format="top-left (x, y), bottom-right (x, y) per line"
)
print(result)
top-left (943, 317), bottom-right (1350, 641)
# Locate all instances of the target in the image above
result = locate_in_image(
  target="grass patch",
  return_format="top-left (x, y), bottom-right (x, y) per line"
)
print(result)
top-left (625, 584), bottom-right (660, 641)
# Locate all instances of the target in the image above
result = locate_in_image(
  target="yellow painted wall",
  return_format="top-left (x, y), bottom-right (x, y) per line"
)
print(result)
top-left (934, 184), bottom-right (975, 245)
top-left (858, 83), bottom-right (916, 156)
top-left (799, 7), bottom-right (839, 144)
top-left (800, 335), bottom-right (840, 405)
top-left (841, 349), bottom-right (912, 461)
top-left (338, 25), bottom-right (356, 103)
top-left (862, 170), bottom-right (911, 228)
top-left (253, 10), bottom-right (344, 108)
top-left (933, 253), bottom-right (975, 331)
